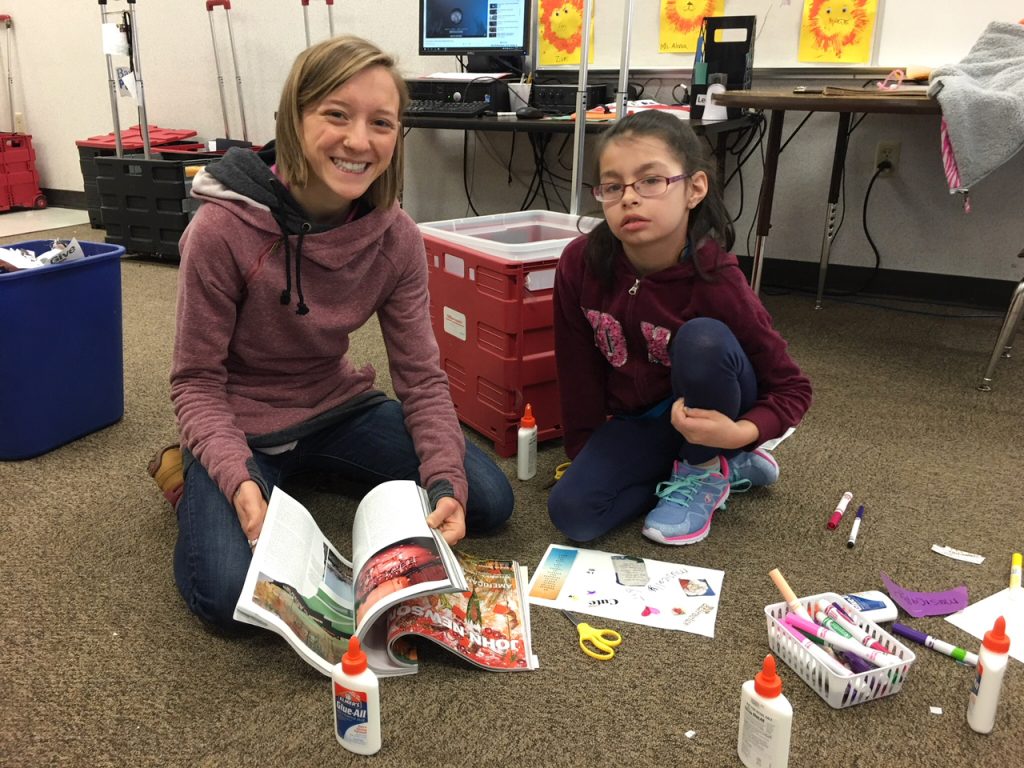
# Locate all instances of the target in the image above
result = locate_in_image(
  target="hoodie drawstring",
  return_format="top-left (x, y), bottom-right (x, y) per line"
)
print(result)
top-left (270, 179), bottom-right (311, 315)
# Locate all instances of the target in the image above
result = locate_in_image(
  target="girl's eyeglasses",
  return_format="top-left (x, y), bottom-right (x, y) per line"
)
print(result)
top-left (591, 173), bottom-right (692, 203)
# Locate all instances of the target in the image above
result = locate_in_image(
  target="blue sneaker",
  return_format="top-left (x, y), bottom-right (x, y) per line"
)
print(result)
top-left (642, 459), bottom-right (730, 545)
top-left (728, 449), bottom-right (780, 492)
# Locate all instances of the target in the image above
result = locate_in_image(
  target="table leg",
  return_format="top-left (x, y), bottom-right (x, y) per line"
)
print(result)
top-left (978, 274), bottom-right (1024, 391)
top-left (751, 109), bottom-right (785, 294)
top-left (815, 112), bottom-right (853, 309)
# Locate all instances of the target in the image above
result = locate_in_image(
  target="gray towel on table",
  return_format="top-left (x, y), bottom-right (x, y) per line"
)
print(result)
top-left (928, 22), bottom-right (1024, 191)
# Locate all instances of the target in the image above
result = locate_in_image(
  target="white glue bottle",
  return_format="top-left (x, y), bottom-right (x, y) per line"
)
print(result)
top-left (517, 403), bottom-right (537, 480)
top-left (332, 636), bottom-right (381, 755)
top-left (967, 615), bottom-right (1010, 734)
top-left (738, 654), bottom-right (792, 768)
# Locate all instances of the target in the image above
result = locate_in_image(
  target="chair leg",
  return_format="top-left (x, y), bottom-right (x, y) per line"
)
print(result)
top-left (978, 275), bottom-right (1024, 391)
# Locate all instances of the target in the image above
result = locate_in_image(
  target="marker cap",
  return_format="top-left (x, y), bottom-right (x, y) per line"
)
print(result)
top-left (982, 616), bottom-right (1010, 654)
top-left (754, 654), bottom-right (783, 698)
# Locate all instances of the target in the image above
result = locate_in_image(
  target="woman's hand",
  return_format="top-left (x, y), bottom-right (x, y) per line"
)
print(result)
top-left (426, 496), bottom-right (467, 547)
top-left (670, 398), bottom-right (759, 450)
top-left (233, 479), bottom-right (268, 549)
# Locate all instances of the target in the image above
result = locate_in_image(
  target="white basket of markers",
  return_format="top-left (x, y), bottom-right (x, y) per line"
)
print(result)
top-left (764, 592), bottom-right (916, 709)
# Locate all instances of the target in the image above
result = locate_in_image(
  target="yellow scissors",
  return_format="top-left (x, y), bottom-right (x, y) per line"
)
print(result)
top-left (561, 610), bottom-right (622, 661)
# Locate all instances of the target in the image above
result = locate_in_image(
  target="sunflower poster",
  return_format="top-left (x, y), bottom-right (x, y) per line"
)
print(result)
top-left (660, 0), bottom-right (724, 53)
top-left (538, 0), bottom-right (596, 66)
top-left (798, 0), bottom-right (879, 63)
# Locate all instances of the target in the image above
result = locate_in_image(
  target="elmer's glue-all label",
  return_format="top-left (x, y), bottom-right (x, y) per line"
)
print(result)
top-left (332, 637), bottom-right (381, 754)
top-left (967, 615), bottom-right (1010, 734)
top-left (738, 654), bottom-right (792, 768)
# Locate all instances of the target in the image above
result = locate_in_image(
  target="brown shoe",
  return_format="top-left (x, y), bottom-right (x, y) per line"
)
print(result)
top-left (148, 444), bottom-right (184, 508)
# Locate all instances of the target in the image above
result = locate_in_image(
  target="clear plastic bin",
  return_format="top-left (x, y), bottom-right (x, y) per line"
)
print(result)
top-left (418, 210), bottom-right (599, 263)
top-left (764, 592), bottom-right (916, 709)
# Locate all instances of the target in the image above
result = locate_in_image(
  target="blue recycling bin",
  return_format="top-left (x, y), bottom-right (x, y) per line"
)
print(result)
top-left (0, 240), bottom-right (125, 459)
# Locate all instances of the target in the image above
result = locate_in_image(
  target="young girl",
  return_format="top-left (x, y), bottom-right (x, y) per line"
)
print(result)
top-left (549, 110), bottom-right (811, 545)
top-left (161, 36), bottom-right (513, 631)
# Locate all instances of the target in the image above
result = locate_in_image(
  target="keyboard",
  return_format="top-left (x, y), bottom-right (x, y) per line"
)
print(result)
top-left (404, 99), bottom-right (489, 118)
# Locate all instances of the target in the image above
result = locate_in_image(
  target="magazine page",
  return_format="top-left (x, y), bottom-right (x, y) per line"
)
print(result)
top-left (350, 481), bottom-right (468, 638)
top-left (384, 552), bottom-right (540, 672)
top-left (233, 487), bottom-right (357, 677)
top-left (527, 544), bottom-right (725, 639)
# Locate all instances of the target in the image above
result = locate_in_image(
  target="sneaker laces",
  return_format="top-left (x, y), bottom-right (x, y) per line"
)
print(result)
top-left (655, 469), bottom-right (711, 504)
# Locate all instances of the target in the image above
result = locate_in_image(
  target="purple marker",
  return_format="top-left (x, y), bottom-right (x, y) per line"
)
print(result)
top-left (891, 623), bottom-right (978, 666)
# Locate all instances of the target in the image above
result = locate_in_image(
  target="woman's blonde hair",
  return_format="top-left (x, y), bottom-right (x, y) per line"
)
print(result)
top-left (275, 35), bottom-right (409, 209)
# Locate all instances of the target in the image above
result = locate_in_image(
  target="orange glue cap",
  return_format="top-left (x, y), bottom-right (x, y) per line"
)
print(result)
top-left (520, 403), bottom-right (536, 429)
top-left (342, 636), bottom-right (368, 674)
top-left (754, 654), bottom-right (783, 698)
top-left (982, 616), bottom-right (1010, 654)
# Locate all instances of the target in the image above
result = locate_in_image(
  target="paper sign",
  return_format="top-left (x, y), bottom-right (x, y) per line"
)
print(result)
top-left (931, 545), bottom-right (985, 564)
top-left (528, 544), bottom-right (724, 638)
top-left (102, 23), bottom-right (130, 56)
top-left (880, 571), bottom-right (968, 617)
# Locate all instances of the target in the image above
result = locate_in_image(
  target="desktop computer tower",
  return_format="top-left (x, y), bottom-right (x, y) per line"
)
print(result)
top-left (406, 78), bottom-right (511, 112)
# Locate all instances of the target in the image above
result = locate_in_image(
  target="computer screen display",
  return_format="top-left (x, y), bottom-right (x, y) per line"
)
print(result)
top-left (419, 0), bottom-right (530, 57)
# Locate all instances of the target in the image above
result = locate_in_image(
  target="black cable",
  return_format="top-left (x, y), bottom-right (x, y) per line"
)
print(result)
top-left (818, 162), bottom-right (887, 298)
top-left (778, 112), bottom-right (814, 154)
top-left (462, 131), bottom-right (479, 215)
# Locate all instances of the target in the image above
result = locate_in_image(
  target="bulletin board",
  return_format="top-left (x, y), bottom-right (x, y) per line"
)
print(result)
top-left (533, 0), bottom-right (1019, 73)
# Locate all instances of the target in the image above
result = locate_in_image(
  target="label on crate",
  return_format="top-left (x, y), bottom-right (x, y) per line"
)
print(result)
top-left (443, 307), bottom-right (467, 341)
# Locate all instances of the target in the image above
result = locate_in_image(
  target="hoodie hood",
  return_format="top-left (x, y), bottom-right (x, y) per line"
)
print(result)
top-left (190, 145), bottom-right (399, 314)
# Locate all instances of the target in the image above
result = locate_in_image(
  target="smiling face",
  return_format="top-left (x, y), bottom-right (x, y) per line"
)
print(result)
top-left (292, 65), bottom-right (400, 222)
top-left (598, 134), bottom-right (708, 275)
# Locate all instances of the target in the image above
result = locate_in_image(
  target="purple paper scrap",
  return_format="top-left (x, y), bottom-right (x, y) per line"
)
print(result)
top-left (879, 571), bottom-right (969, 618)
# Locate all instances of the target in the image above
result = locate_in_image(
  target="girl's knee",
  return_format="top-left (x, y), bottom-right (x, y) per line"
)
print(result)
top-left (673, 317), bottom-right (732, 354)
top-left (547, 483), bottom-right (602, 542)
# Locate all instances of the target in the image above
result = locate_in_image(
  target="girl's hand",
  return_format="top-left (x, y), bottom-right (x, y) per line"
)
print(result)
top-left (233, 479), bottom-right (268, 549)
top-left (426, 496), bottom-right (467, 547)
top-left (670, 398), bottom-right (759, 450)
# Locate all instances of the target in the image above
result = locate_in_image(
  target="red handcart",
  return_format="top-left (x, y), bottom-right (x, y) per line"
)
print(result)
top-left (0, 14), bottom-right (45, 211)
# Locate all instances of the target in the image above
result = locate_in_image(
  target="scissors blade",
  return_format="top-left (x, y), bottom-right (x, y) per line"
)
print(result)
top-left (561, 609), bottom-right (582, 626)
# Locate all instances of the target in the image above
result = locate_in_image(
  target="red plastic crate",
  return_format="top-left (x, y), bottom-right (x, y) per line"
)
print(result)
top-left (75, 125), bottom-right (198, 151)
top-left (423, 235), bottom-right (563, 457)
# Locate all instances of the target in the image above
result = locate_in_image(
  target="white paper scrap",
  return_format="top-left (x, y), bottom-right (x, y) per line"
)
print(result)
top-left (685, 730), bottom-right (696, 739)
top-left (931, 545), bottom-right (985, 564)
top-left (929, 706), bottom-right (943, 715)
top-left (758, 426), bottom-right (796, 452)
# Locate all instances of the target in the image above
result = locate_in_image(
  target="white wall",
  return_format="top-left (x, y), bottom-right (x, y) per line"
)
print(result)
top-left (2, 1), bottom-right (1022, 283)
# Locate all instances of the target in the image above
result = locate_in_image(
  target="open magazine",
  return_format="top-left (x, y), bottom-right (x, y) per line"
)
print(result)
top-left (233, 481), bottom-right (537, 676)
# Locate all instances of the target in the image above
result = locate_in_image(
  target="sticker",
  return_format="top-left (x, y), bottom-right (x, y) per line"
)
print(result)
top-left (443, 306), bottom-right (467, 341)
top-left (680, 578), bottom-right (715, 597)
top-left (612, 555), bottom-right (650, 587)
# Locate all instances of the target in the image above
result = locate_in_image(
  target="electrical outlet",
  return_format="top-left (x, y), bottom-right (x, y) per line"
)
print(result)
top-left (874, 141), bottom-right (900, 175)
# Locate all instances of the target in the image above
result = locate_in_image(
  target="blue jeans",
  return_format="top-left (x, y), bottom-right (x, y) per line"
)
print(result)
top-left (548, 318), bottom-right (757, 542)
top-left (174, 399), bottom-right (513, 631)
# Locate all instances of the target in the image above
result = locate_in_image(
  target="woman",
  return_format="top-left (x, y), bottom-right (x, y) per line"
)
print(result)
top-left (161, 35), bottom-right (513, 630)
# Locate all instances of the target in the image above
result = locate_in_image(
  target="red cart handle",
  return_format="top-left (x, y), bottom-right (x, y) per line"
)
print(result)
top-left (206, 0), bottom-right (231, 10)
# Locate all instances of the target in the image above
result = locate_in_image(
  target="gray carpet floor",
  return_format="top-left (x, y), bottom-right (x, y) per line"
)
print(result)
top-left (2, 225), bottom-right (1022, 766)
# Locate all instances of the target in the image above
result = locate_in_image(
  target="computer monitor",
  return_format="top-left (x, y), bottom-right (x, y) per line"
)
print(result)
top-left (419, 0), bottom-right (530, 72)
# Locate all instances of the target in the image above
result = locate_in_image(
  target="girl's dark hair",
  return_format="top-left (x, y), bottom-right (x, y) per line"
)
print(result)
top-left (583, 110), bottom-right (735, 287)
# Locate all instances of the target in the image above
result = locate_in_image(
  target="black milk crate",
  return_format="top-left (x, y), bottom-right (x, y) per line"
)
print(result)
top-left (95, 151), bottom-right (218, 258)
